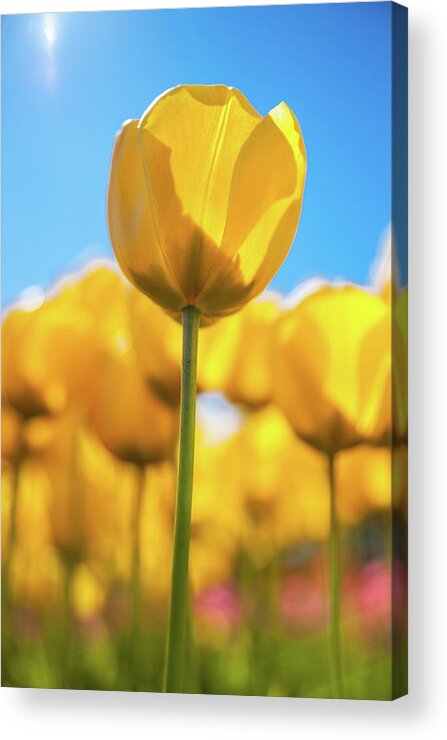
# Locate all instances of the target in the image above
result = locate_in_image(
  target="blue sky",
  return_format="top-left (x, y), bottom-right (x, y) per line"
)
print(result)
top-left (2, 2), bottom-right (398, 307)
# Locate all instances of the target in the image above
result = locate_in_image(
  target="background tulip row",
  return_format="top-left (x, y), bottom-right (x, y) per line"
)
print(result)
top-left (1, 241), bottom-right (407, 698)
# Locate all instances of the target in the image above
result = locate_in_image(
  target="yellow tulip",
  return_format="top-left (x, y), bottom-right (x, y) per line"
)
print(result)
top-left (129, 286), bottom-right (183, 406)
top-left (2, 404), bottom-right (58, 608)
top-left (22, 415), bottom-right (57, 456)
top-left (274, 284), bottom-right (392, 455)
top-left (1, 404), bottom-right (22, 465)
top-left (335, 443), bottom-right (408, 526)
top-left (31, 412), bottom-right (107, 564)
top-left (139, 446), bottom-right (242, 603)
top-left (393, 288), bottom-right (408, 442)
top-left (189, 437), bottom-right (244, 590)
top-left (2, 307), bottom-right (65, 418)
top-left (58, 262), bottom-right (131, 354)
top-left (88, 346), bottom-right (177, 466)
top-left (72, 563), bottom-right (106, 621)
top-left (107, 84), bottom-right (306, 323)
top-left (335, 444), bottom-right (392, 525)
top-left (274, 283), bottom-right (392, 698)
top-left (2, 458), bottom-right (64, 611)
top-left (1, 403), bottom-right (57, 467)
top-left (234, 406), bottom-right (329, 562)
top-left (87, 339), bottom-right (177, 640)
top-left (8, 543), bottom-right (64, 613)
top-left (138, 461), bottom-right (177, 605)
top-left (199, 295), bottom-right (282, 408)
top-left (2, 295), bottom-right (98, 419)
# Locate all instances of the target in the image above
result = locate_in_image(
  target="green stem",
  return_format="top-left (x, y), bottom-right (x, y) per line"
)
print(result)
top-left (61, 558), bottom-right (75, 688)
top-left (3, 456), bottom-right (22, 611)
top-left (163, 305), bottom-right (200, 693)
top-left (328, 452), bottom-right (345, 698)
top-left (131, 465), bottom-right (146, 637)
top-left (129, 464), bottom-right (146, 688)
top-left (383, 506), bottom-right (393, 568)
top-left (182, 597), bottom-right (200, 693)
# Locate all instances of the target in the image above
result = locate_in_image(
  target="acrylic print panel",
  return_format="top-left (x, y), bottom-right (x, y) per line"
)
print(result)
top-left (1, 2), bottom-right (407, 699)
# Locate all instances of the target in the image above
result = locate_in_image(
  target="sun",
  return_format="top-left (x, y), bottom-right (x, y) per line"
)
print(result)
top-left (42, 15), bottom-right (57, 48)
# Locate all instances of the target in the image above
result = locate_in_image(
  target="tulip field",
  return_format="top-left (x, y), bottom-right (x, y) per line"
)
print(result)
top-left (2, 249), bottom-right (407, 698)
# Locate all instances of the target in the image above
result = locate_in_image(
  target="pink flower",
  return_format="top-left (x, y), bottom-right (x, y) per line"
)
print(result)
top-left (281, 573), bottom-right (325, 632)
top-left (195, 583), bottom-right (242, 632)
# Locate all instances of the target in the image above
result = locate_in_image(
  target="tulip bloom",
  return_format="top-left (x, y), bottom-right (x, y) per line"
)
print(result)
top-left (107, 84), bottom-right (306, 692)
top-left (274, 284), bottom-right (391, 698)
top-left (1, 405), bottom-right (22, 466)
top-left (199, 296), bottom-right (282, 409)
top-left (108, 84), bottom-right (306, 323)
top-left (139, 445), bottom-right (242, 605)
top-left (234, 405), bottom-right (329, 561)
top-left (61, 263), bottom-right (131, 354)
top-left (393, 288), bottom-right (408, 443)
top-left (2, 297), bottom-right (98, 420)
top-left (88, 347), bottom-right (177, 468)
top-left (129, 287), bottom-right (183, 407)
top-left (274, 285), bottom-right (391, 456)
top-left (88, 344), bottom-right (178, 649)
top-left (2, 460), bottom-right (63, 613)
top-left (335, 445), bottom-right (392, 525)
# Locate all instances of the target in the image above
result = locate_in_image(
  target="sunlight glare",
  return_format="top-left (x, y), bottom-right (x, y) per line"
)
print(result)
top-left (43, 16), bottom-right (56, 47)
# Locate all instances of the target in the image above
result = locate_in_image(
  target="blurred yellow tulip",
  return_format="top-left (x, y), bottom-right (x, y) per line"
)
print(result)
top-left (88, 346), bottom-right (177, 466)
top-left (44, 411), bottom-right (117, 564)
top-left (189, 438), bottom-right (244, 591)
top-left (274, 285), bottom-right (393, 699)
top-left (2, 307), bottom-right (63, 417)
top-left (234, 406), bottom-right (329, 562)
top-left (335, 445), bottom-right (392, 525)
top-left (335, 443), bottom-right (408, 526)
top-left (393, 288), bottom-right (408, 442)
top-left (107, 84), bottom-right (306, 324)
top-left (2, 403), bottom-right (59, 465)
top-left (2, 296), bottom-right (98, 419)
top-left (139, 444), bottom-right (242, 603)
top-left (1, 404), bottom-right (22, 465)
top-left (2, 458), bottom-right (64, 610)
top-left (129, 287), bottom-right (183, 406)
top-left (72, 563), bottom-right (106, 621)
top-left (58, 262), bottom-right (131, 354)
top-left (137, 462), bottom-right (176, 605)
top-left (199, 296), bottom-right (282, 408)
top-left (2, 405), bottom-right (58, 606)
top-left (274, 285), bottom-right (392, 455)
top-left (8, 543), bottom-right (64, 613)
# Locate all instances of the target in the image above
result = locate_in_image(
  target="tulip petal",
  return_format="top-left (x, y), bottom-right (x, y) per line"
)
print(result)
top-left (196, 103), bottom-right (306, 314)
top-left (137, 85), bottom-right (261, 301)
top-left (107, 119), bottom-right (184, 312)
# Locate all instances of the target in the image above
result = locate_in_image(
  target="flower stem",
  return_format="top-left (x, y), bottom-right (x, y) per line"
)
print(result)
top-left (3, 456), bottom-right (22, 611)
top-left (328, 452), bottom-right (345, 698)
top-left (61, 557), bottom-right (75, 688)
top-left (130, 464), bottom-right (146, 686)
top-left (163, 305), bottom-right (200, 693)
